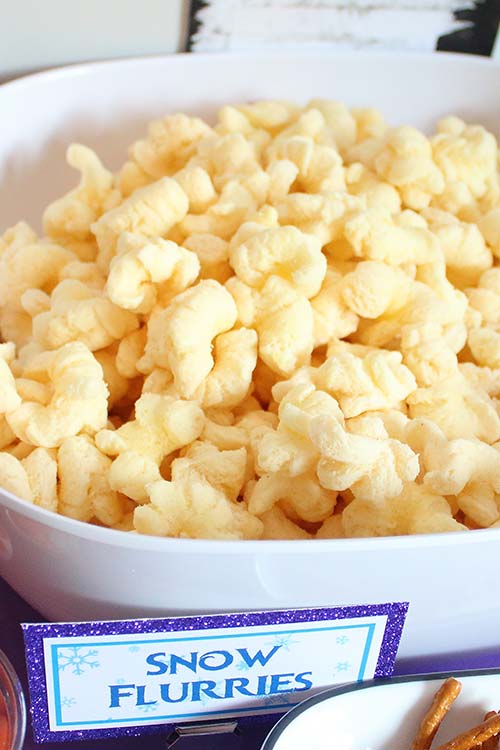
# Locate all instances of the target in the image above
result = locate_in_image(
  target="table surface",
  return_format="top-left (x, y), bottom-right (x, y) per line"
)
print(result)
top-left (3, 576), bottom-right (500, 749)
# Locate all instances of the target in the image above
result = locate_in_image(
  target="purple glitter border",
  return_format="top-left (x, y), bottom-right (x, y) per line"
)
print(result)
top-left (22, 602), bottom-right (408, 744)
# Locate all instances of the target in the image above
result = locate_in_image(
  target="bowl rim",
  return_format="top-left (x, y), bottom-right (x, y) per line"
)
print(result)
top-left (1, 47), bottom-right (499, 97)
top-left (261, 666), bottom-right (500, 749)
top-left (1, 49), bottom-right (500, 552)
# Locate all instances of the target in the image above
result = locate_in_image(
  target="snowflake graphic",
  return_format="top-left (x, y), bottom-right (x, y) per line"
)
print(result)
top-left (235, 659), bottom-right (251, 672)
top-left (57, 647), bottom-right (100, 676)
top-left (336, 661), bottom-right (351, 672)
top-left (137, 702), bottom-right (159, 713)
top-left (266, 634), bottom-right (299, 652)
top-left (61, 696), bottom-right (76, 708)
top-left (198, 682), bottom-right (225, 706)
top-left (336, 635), bottom-right (349, 645)
top-left (128, 645), bottom-right (140, 653)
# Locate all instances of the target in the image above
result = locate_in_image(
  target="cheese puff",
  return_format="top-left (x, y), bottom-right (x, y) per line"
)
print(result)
top-left (432, 121), bottom-right (499, 201)
top-left (140, 280), bottom-right (237, 397)
top-left (0, 235), bottom-right (75, 310)
top-left (345, 163), bottom-right (401, 212)
top-left (135, 465), bottom-right (262, 540)
top-left (22, 447), bottom-right (58, 512)
top-left (257, 276), bottom-right (315, 377)
top-left (256, 384), bottom-right (343, 477)
top-left (142, 368), bottom-right (174, 395)
top-left (96, 392), bottom-right (204, 464)
top-left (94, 347), bottom-right (129, 408)
top-left (344, 207), bottom-right (439, 266)
top-left (43, 145), bottom-right (114, 242)
top-left (230, 225), bottom-right (326, 298)
top-left (407, 372), bottom-right (500, 443)
top-left (7, 342), bottom-right (108, 448)
top-left (58, 435), bottom-right (127, 525)
top-left (0, 221), bottom-right (37, 257)
top-left (248, 472), bottom-right (336, 522)
top-left (352, 107), bottom-right (388, 142)
top-left (340, 261), bottom-right (412, 319)
top-left (307, 99), bottom-right (357, 151)
top-left (316, 350), bottom-right (416, 417)
top-left (180, 441), bottom-right (248, 502)
top-left (59, 260), bottom-right (106, 289)
top-left (266, 159), bottom-right (299, 204)
top-left (180, 180), bottom-right (259, 240)
top-left (0, 452), bottom-right (33, 501)
top-left (423, 208), bottom-right (492, 287)
top-left (468, 328), bottom-right (500, 369)
top-left (310, 269), bottom-right (359, 348)
top-left (201, 419), bottom-right (248, 451)
top-left (312, 415), bottom-right (419, 503)
top-left (455, 482), bottom-right (500, 528)
top-left (15, 378), bottom-right (50, 404)
top-left (478, 208), bottom-right (500, 259)
top-left (183, 233), bottom-right (232, 283)
top-left (32, 279), bottom-right (138, 351)
top-left (216, 106), bottom-right (254, 135)
top-left (277, 192), bottom-right (361, 247)
top-left (194, 328), bottom-right (257, 409)
top-left (108, 451), bottom-right (162, 503)
top-left (116, 328), bottom-right (147, 379)
top-left (130, 113), bottom-right (214, 179)
top-left (106, 233), bottom-right (200, 313)
top-left (459, 362), bottom-right (500, 397)
top-left (346, 414), bottom-right (391, 440)
top-left (116, 160), bottom-right (152, 198)
top-left (466, 268), bottom-right (500, 328)
top-left (260, 506), bottom-right (311, 540)
top-left (0, 345), bottom-right (21, 415)
top-left (0, 418), bottom-right (15, 450)
top-left (423, 437), bottom-right (500, 498)
top-left (342, 484), bottom-right (465, 537)
top-left (401, 322), bottom-right (459, 386)
top-left (237, 101), bottom-right (300, 133)
top-left (92, 177), bottom-right (189, 271)
top-left (316, 514), bottom-right (345, 539)
top-left (174, 165), bottom-right (216, 214)
top-left (373, 126), bottom-right (444, 209)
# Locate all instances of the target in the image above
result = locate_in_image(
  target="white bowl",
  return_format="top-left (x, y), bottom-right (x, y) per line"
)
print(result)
top-left (262, 669), bottom-right (500, 750)
top-left (1, 52), bottom-right (500, 660)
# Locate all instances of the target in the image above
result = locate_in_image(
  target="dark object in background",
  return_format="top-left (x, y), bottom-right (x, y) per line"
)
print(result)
top-left (438, 0), bottom-right (500, 56)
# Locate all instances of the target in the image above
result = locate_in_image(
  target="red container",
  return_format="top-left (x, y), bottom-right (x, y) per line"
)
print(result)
top-left (0, 651), bottom-right (25, 750)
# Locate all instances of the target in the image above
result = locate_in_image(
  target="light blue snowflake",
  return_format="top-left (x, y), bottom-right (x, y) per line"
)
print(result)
top-left (128, 645), bottom-right (140, 653)
top-left (336, 635), bottom-right (349, 645)
top-left (115, 678), bottom-right (127, 684)
top-left (235, 659), bottom-right (251, 672)
top-left (198, 682), bottom-right (225, 706)
top-left (266, 634), bottom-right (299, 652)
top-left (61, 696), bottom-right (76, 708)
top-left (57, 647), bottom-right (100, 676)
top-left (137, 702), bottom-right (159, 713)
top-left (336, 661), bottom-right (351, 672)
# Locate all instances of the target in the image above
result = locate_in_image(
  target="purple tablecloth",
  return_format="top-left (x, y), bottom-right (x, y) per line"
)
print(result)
top-left (2, 575), bottom-right (500, 749)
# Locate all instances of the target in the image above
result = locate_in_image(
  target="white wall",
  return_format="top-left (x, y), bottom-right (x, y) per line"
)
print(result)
top-left (1, 0), bottom-right (187, 79)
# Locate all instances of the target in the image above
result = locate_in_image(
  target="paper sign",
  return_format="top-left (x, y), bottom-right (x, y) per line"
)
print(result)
top-left (23, 603), bottom-right (407, 743)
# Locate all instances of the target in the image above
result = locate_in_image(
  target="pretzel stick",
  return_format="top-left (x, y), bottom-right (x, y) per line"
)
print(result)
top-left (435, 711), bottom-right (500, 750)
top-left (412, 678), bottom-right (463, 750)
top-left (480, 712), bottom-right (499, 750)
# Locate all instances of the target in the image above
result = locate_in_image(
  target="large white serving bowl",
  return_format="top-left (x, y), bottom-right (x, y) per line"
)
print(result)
top-left (262, 669), bottom-right (500, 750)
top-left (1, 52), bottom-right (500, 660)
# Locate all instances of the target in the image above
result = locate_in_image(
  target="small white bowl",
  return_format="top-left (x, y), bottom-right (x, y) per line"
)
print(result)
top-left (262, 669), bottom-right (500, 750)
top-left (1, 52), bottom-right (500, 661)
